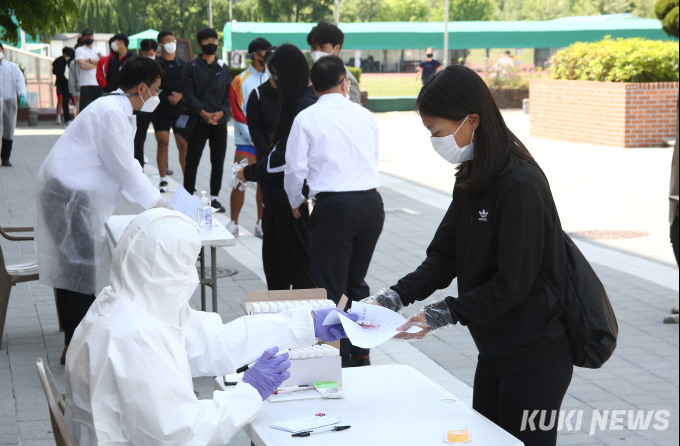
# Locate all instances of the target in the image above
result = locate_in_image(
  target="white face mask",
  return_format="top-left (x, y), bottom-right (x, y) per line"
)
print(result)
top-left (311, 51), bottom-right (330, 63)
top-left (110, 41), bottom-right (119, 52)
top-left (162, 42), bottom-right (176, 54)
top-left (140, 84), bottom-right (161, 113)
top-left (430, 114), bottom-right (475, 164)
top-left (343, 79), bottom-right (350, 101)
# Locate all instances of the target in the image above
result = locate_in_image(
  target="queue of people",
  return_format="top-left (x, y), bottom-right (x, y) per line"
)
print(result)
top-left (29, 17), bottom-right (583, 446)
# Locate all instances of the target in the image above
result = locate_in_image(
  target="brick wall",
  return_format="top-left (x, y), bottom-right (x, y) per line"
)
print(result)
top-left (530, 79), bottom-right (678, 148)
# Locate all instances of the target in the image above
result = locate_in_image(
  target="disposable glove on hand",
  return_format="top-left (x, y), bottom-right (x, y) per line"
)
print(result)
top-left (242, 347), bottom-right (291, 401)
top-left (395, 300), bottom-right (454, 340)
top-left (312, 308), bottom-right (358, 342)
top-left (153, 198), bottom-right (173, 210)
top-left (360, 288), bottom-right (404, 314)
top-left (19, 96), bottom-right (26, 109)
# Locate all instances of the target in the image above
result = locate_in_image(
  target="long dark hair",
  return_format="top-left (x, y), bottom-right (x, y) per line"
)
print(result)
top-left (269, 44), bottom-right (310, 145)
top-left (416, 65), bottom-right (533, 189)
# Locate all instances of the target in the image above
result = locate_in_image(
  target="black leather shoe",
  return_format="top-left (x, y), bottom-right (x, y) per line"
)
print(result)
top-left (341, 356), bottom-right (355, 368)
top-left (1, 159), bottom-right (11, 167)
top-left (352, 355), bottom-right (371, 367)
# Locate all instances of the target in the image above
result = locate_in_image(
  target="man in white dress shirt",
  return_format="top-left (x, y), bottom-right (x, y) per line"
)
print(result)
top-left (284, 55), bottom-right (385, 367)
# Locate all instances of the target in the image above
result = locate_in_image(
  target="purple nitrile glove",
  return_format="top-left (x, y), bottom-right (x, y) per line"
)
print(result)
top-left (312, 308), bottom-right (359, 342)
top-left (242, 347), bottom-right (291, 401)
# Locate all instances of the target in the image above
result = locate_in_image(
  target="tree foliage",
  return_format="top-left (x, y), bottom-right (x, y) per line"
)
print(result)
top-left (256, 0), bottom-right (333, 23)
top-left (431, 0), bottom-right (497, 20)
top-left (655, 0), bottom-right (679, 38)
top-left (1, 0), bottom-right (78, 44)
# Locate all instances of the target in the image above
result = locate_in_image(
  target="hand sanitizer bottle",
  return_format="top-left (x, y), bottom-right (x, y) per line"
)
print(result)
top-left (199, 191), bottom-right (212, 229)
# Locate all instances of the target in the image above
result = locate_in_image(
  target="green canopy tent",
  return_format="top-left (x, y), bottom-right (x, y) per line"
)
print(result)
top-left (223, 17), bottom-right (675, 51)
top-left (128, 29), bottom-right (159, 50)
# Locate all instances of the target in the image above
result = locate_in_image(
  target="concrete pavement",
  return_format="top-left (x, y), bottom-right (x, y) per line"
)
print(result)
top-left (0, 112), bottom-right (677, 445)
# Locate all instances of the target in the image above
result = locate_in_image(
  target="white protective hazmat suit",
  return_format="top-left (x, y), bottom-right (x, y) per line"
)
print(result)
top-left (35, 91), bottom-right (161, 295)
top-left (64, 209), bottom-right (317, 445)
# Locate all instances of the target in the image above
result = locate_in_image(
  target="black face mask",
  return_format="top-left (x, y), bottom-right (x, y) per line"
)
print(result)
top-left (84, 38), bottom-right (94, 46)
top-left (201, 44), bottom-right (218, 55)
top-left (426, 53), bottom-right (433, 58)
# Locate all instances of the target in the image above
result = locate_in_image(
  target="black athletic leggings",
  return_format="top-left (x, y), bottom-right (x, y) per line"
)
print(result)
top-left (473, 353), bottom-right (573, 446)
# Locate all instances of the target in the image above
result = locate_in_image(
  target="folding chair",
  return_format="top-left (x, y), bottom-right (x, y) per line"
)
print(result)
top-left (0, 226), bottom-right (40, 347)
top-left (36, 357), bottom-right (74, 446)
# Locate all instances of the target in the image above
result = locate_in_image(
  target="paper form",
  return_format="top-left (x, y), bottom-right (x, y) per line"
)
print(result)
top-left (168, 185), bottom-right (202, 223)
top-left (324, 301), bottom-right (422, 348)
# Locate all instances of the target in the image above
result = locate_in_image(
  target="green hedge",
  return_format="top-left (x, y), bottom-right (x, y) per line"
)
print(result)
top-left (550, 37), bottom-right (679, 83)
top-left (230, 67), bottom-right (246, 79)
top-left (347, 66), bottom-right (362, 83)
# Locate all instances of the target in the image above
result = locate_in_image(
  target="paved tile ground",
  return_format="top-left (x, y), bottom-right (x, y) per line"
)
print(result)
top-left (0, 121), bottom-right (677, 445)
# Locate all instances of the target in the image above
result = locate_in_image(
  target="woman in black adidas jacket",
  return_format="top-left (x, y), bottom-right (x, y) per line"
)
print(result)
top-left (363, 65), bottom-right (572, 446)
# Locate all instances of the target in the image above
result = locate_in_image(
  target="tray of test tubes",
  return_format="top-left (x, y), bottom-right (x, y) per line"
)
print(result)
top-left (281, 344), bottom-right (342, 387)
top-left (248, 299), bottom-right (336, 315)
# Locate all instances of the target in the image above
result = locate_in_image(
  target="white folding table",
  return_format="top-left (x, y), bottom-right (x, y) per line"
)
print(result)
top-left (105, 215), bottom-right (235, 312)
top-left (214, 364), bottom-right (523, 446)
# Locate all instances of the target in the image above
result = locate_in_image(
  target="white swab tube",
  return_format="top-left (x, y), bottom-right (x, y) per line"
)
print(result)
top-left (251, 302), bottom-right (261, 314)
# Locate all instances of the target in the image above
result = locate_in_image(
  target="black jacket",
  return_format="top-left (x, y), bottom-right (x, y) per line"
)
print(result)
top-left (155, 56), bottom-right (186, 114)
top-left (105, 51), bottom-right (135, 93)
top-left (246, 83), bottom-right (279, 162)
top-left (392, 161), bottom-right (570, 375)
top-left (182, 55), bottom-right (232, 125)
top-left (243, 86), bottom-right (316, 212)
top-left (52, 56), bottom-right (69, 83)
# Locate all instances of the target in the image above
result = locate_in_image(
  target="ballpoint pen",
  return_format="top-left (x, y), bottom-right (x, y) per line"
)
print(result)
top-left (292, 425), bottom-right (351, 437)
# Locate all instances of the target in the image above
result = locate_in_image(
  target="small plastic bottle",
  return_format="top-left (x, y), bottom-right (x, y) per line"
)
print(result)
top-left (289, 351), bottom-right (299, 360)
top-left (276, 302), bottom-right (287, 312)
top-left (293, 301), bottom-right (303, 307)
top-left (260, 303), bottom-right (270, 314)
top-left (268, 302), bottom-right (279, 313)
top-left (311, 301), bottom-right (320, 311)
top-left (325, 300), bottom-right (335, 309)
top-left (297, 350), bottom-right (308, 359)
top-left (285, 301), bottom-right (295, 310)
top-left (199, 191), bottom-right (212, 229)
top-left (251, 302), bottom-right (261, 315)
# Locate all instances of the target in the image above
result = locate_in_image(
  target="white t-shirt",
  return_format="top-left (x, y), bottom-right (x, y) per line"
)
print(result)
top-left (75, 46), bottom-right (103, 87)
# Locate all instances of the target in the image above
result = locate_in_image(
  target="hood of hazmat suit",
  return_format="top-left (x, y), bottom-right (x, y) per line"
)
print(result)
top-left (64, 209), bottom-right (317, 446)
top-left (34, 92), bottom-right (160, 295)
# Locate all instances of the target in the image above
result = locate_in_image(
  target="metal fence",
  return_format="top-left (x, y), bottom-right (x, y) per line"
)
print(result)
top-left (4, 45), bottom-right (56, 109)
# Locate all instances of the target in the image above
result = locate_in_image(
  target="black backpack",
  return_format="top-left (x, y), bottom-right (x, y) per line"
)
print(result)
top-left (541, 232), bottom-right (619, 369)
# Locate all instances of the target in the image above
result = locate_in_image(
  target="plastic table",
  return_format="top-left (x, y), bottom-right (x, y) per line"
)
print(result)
top-left (105, 215), bottom-right (235, 312)
top-left (214, 364), bottom-right (523, 446)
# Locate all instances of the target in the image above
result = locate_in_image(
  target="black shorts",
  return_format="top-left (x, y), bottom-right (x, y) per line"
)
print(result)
top-left (152, 105), bottom-right (184, 133)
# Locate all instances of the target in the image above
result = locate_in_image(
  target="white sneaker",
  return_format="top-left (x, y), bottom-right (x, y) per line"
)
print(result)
top-left (254, 221), bottom-right (264, 238)
top-left (56, 114), bottom-right (62, 125)
top-left (226, 221), bottom-right (239, 237)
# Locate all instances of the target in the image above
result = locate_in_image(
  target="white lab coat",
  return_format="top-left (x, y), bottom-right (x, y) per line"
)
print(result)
top-left (0, 59), bottom-right (26, 140)
top-left (34, 91), bottom-right (160, 295)
top-left (65, 209), bottom-right (317, 445)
